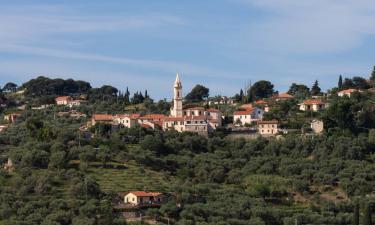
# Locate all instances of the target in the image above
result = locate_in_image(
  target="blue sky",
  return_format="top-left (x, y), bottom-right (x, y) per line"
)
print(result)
top-left (0, 0), bottom-right (374, 99)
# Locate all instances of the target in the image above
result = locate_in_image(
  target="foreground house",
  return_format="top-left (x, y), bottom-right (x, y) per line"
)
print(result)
top-left (4, 113), bottom-right (21, 123)
top-left (257, 120), bottom-right (279, 136)
top-left (233, 107), bottom-right (264, 126)
top-left (299, 99), bottom-right (326, 112)
top-left (123, 191), bottom-right (166, 206)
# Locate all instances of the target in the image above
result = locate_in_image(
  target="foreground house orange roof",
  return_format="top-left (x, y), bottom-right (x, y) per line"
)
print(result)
top-left (206, 108), bottom-right (220, 112)
top-left (239, 104), bottom-right (253, 110)
top-left (275, 92), bottom-right (294, 99)
top-left (255, 100), bottom-right (268, 105)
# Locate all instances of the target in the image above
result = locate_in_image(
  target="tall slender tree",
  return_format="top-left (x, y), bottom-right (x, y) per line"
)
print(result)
top-left (338, 75), bottom-right (343, 90)
top-left (363, 203), bottom-right (372, 225)
top-left (353, 201), bottom-right (359, 225)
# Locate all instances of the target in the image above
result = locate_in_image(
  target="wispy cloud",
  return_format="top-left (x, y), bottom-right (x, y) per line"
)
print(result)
top-left (238, 0), bottom-right (375, 54)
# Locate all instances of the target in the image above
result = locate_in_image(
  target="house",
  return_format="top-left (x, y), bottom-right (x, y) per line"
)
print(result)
top-left (55, 96), bottom-right (73, 105)
top-left (4, 113), bottom-right (21, 123)
top-left (91, 114), bottom-right (114, 126)
top-left (115, 114), bottom-right (140, 128)
top-left (257, 120), bottom-right (279, 136)
top-left (0, 124), bottom-right (9, 132)
top-left (123, 191), bottom-right (166, 206)
top-left (337, 89), bottom-right (361, 98)
top-left (311, 120), bottom-right (324, 134)
top-left (273, 92), bottom-right (294, 101)
top-left (255, 100), bottom-right (270, 112)
top-left (299, 99), bottom-right (326, 112)
top-left (233, 107), bottom-right (264, 126)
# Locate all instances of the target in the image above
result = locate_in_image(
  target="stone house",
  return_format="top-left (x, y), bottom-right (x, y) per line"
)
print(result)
top-left (257, 120), bottom-right (279, 136)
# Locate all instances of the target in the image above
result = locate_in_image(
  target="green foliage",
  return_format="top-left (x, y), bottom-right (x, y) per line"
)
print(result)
top-left (311, 80), bottom-right (321, 95)
top-left (247, 80), bottom-right (274, 101)
top-left (185, 84), bottom-right (210, 102)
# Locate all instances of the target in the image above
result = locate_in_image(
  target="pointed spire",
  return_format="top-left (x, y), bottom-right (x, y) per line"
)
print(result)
top-left (174, 73), bottom-right (182, 87)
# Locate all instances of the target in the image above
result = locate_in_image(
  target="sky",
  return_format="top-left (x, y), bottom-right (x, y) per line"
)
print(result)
top-left (0, 0), bottom-right (374, 99)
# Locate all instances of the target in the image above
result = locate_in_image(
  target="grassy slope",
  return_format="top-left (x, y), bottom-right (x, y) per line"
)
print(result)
top-left (87, 161), bottom-right (175, 193)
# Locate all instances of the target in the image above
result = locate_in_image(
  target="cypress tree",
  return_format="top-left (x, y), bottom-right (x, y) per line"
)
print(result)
top-left (370, 66), bottom-right (375, 81)
top-left (353, 201), bottom-right (359, 225)
top-left (338, 75), bottom-right (343, 90)
top-left (363, 203), bottom-right (372, 225)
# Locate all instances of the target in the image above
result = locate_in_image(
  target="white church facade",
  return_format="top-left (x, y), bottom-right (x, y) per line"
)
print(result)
top-left (163, 74), bottom-right (222, 135)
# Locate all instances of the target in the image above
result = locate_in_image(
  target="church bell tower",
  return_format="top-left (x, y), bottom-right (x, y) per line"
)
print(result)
top-left (171, 73), bottom-right (183, 117)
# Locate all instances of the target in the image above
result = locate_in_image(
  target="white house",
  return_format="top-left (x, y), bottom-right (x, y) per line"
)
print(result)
top-left (337, 89), bottom-right (361, 98)
top-left (123, 191), bottom-right (166, 206)
top-left (233, 107), bottom-right (264, 126)
top-left (299, 99), bottom-right (326, 112)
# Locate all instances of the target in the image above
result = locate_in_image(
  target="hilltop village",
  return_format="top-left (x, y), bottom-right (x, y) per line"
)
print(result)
top-left (0, 70), bottom-right (374, 224)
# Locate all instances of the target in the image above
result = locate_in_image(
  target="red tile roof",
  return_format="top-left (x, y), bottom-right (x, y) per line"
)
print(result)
top-left (55, 96), bottom-right (72, 101)
top-left (92, 114), bottom-right (114, 121)
top-left (255, 100), bottom-right (268, 105)
top-left (233, 110), bottom-right (253, 116)
top-left (139, 114), bottom-right (166, 120)
top-left (163, 117), bottom-right (185, 122)
top-left (302, 99), bottom-right (325, 105)
top-left (239, 104), bottom-right (253, 110)
top-left (275, 92), bottom-right (293, 99)
top-left (337, 89), bottom-right (360, 94)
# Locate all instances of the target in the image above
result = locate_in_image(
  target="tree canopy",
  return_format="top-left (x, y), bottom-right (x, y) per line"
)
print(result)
top-left (185, 84), bottom-right (209, 102)
top-left (247, 80), bottom-right (274, 101)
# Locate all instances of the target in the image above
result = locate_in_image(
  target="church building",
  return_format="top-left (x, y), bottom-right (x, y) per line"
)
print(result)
top-left (163, 74), bottom-right (222, 135)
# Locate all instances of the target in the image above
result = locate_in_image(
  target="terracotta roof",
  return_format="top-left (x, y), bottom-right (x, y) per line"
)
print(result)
top-left (139, 114), bottom-right (166, 120)
top-left (257, 120), bottom-right (278, 124)
top-left (127, 191), bottom-right (163, 197)
top-left (163, 117), bottom-right (185, 122)
top-left (233, 110), bottom-right (253, 116)
top-left (55, 96), bottom-right (72, 101)
top-left (239, 104), bottom-right (253, 110)
top-left (92, 114), bottom-right (114, 121)
top-left (255, 100), bottom-right (268, 105)
top-left (337, 89), bottom-right (360, 94)
top-left (116, 114), bottom-right (141, 119)
top-left (140, 123), bottom-right (153, 129)
top-left (275, 92), bottom-right (293, 99)
top-left (302, 99), bottom-right (325, 105)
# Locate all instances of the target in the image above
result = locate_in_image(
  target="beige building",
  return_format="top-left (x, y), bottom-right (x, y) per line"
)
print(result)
top-left (257, 120), bottom-right (279, 136)
top-left (55, 96), bottom-right (73, 105)
top-left (123, 191), bottom-right (166, 206)
top-left (311, 119), bottom-right (324, 134)
top-left (91, 114), bottom-right (114, 126)
top-left (4, 113), bottom-right (21, 123)
top-left (233, 107), bottom-right (264, 126)
top-left (114, 114), bottom-right (140, 128)
top-left (273, 92), bottom-right (294, 101)
top-left (299, 99), bottom-right (326, 112)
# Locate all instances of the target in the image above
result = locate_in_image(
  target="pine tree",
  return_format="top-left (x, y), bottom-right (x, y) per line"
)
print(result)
top-left (145, 90), bottom-right (149, 99)
top-left (370, 66), bottom-right (375, 81)
top-left (338, 75), bottom-right (343, 90)
top-left (239, 89), bottom-right (244, 102)
top-left (363, 203), bottom-right (372, 225)
top-left (124, 87), bottom-right (130, 104)
top-left (311, 80), bottom-right (321, 96)
top-left (353, 201), bottom-right (359, 225)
